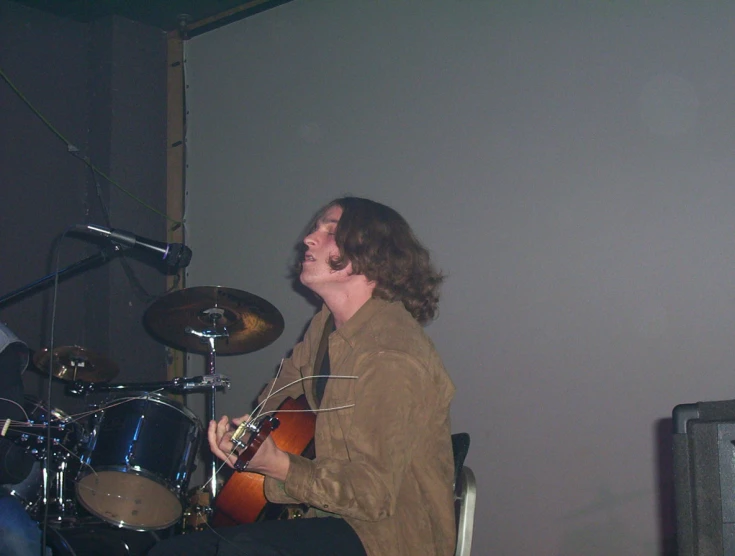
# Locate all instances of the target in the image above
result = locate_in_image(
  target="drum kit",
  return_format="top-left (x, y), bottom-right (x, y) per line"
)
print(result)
top-left (4, 285), bottom-right (285, 554)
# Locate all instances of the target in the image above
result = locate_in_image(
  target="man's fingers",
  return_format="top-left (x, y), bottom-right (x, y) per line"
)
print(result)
top-left (215, 415), bottom-right (230, 436)
top-left (231, 413), bottom-right (252, 426)
top-left (207, 418), bottom-right (237, 469)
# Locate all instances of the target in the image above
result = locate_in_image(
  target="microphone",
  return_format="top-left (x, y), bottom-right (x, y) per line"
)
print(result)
top-left (76, 224), bottom-right (193, 269)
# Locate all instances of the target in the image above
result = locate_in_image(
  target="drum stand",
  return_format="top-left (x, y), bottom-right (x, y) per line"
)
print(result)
top-left (42, 449), bottom-right (74, 521)
top-left (186, 322), bottom-right (229, 499)
top-left (141, 286), bottom-right (285, 508)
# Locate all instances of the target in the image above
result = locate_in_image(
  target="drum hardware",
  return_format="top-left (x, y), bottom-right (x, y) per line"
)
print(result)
top-left (181, 488), bottom-right (213, 533)
top-left (4, 398), bottom-right (85, 522)
top-left (41, 446), bottom-right (78, 521)
top-left (4, 451), bottom-right (79, 523)
top-left (65, 374), bottom-right (231, 396)
top-left (143, 286), bottom-right (284, 500)
top-left (176, 374), bottom-right (231, 392)
top-left (7, 389), bottom-right (205, 532)
top-left (0, 244), bottom-right (122, 308)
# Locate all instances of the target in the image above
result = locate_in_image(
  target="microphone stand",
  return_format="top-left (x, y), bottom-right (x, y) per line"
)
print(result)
top-left (0, 243), bottom-right (123, 542)
top-left (0, 244), bottom-right (123, 307)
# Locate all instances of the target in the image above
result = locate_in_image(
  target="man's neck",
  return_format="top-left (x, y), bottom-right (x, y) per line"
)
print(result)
top-left (323, 285), bottom-right (375, 329)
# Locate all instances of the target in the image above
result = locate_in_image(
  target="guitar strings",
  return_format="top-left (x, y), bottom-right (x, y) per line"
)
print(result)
top-left (4, 391), bottom-right (167, 433)
top-left (254, 357), bottom-right (286, 419)
top-left (218, 398), bottom-right (358, 473)
top-left (250, 373), bottom-right (358, 423)
top-left (0, 396), bottom-right (30, 421)
top-left (64, 389), bottom-right (168, 426)
top-left (202, 373), bottom-right (357, 493)
top-left (213, 363), bottom-right (356, 472)
top-left (227, 373), bottom-right (358, 451)
top-left (248, 357), bottom-right (292, 422)
top-left (4, 391), bottom-right (174, 485)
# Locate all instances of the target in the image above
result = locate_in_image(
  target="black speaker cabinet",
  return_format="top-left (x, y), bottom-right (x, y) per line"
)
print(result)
top-left (673, 399), bottom-right (735, 555)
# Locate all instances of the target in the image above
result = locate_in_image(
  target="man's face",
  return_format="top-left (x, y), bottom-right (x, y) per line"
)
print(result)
top-left (300, 205), bottom-right (354, 294)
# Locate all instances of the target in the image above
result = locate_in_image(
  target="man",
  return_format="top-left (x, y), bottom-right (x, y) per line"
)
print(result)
top-left (150, 197), bottom-right (456, 556)
top-left (0, 322), bottom-right (46, 556)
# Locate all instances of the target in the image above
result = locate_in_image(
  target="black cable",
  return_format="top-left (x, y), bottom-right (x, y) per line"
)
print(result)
top-left (40, 225), bottom-right (72, 555)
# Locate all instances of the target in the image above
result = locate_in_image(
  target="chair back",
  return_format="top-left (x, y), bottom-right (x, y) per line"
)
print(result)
top-left (451, 432), bottom-right (475, 556)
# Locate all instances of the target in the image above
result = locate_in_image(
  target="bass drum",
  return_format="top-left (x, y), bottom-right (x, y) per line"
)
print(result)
top-left (47, 523), bottom-right (160, 556)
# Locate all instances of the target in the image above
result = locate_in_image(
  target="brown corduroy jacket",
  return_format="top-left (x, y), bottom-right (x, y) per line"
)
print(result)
top-left (260, 298), bottom-right (456, 556)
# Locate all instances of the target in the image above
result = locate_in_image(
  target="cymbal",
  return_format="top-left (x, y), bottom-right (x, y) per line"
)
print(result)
top-left (33, 346), bottom-right (120, 383)
top-left (143, 286), bottom-right (284, 355)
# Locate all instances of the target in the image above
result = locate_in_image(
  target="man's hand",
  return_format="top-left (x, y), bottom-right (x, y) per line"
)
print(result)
top-left (208, 414), bottom-right (291, 481)
top-left (207, 414), bottom-right (245, 469)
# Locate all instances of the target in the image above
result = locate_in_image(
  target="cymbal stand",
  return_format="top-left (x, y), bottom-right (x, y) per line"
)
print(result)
top-left (186, 321), bottom-right (229, 499)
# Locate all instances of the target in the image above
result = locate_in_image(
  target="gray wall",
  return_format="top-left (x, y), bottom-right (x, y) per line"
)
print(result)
top-left (183, 1), bottom-right (735, 554)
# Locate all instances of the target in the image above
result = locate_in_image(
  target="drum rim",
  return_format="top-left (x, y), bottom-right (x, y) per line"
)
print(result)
top-left (99, 392), bottom-right (202, 426)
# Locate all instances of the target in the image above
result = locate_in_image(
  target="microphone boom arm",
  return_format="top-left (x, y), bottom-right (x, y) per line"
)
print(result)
top-left (0, 244), bottom-right (123, 307)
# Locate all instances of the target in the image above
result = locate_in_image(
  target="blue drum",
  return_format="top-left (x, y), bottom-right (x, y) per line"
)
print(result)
top-left (75, 394), bottom-right (201, 531)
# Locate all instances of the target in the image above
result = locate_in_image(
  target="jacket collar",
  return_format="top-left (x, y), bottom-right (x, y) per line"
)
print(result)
top-left (323, 297), bottom-right (393, 345)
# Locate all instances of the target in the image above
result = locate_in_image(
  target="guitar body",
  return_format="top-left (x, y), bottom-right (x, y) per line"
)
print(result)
top-left (211, 395), bottom-right (315, 526)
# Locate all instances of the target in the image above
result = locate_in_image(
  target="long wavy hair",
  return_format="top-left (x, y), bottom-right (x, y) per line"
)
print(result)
top-left (313, 197), bottom-right (445, 324)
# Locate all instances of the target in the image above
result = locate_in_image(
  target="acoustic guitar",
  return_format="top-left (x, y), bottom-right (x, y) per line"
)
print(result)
top-left (211, 395), bottom-right (315, 526)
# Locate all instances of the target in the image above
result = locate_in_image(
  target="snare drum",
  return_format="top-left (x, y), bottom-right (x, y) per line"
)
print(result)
top-left (75, 394), bottom-right (201, 531)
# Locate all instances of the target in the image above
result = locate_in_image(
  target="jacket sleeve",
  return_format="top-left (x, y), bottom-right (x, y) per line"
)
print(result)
top-left (273, 350), bottom-right (433, 521)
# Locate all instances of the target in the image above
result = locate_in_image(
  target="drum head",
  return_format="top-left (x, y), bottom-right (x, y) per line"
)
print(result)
top-left (76, 471), bottom-right (182, 530)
